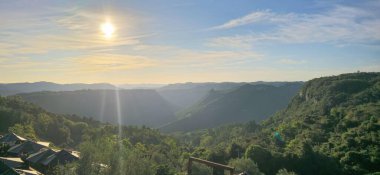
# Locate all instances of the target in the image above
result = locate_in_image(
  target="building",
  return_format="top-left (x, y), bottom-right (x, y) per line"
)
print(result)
top-left (0, 133), bottom-right (27, 147)
top-left (0, 157), bottom-right (26, 169)
top-left (25, 148), bottom-right (57, 172)
top-left (0, 157), bottom-right (42, 175)
top-left (41, 149), bottom-right (79, 167)
top-left (7, 141), bottom-right (47, 157)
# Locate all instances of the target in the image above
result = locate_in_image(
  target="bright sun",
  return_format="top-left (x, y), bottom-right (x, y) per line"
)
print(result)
top-left (101, 22), bottom-right (115, 39)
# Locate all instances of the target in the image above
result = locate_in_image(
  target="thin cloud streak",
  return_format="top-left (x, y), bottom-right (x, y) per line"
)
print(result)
top-left (212, 9), bottom-right (278, 30)
top-left (209, 5), bottom-right (380, 46)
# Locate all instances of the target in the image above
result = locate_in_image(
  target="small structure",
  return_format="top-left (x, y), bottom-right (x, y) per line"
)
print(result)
top-left (42, 150), bottom-right (79, 167)
top-left (26, 148), bottom-right (57, 165)
top-left (0, 157), bottom-right (25, 169)
top-left (187, 157), bottom-right (234, 175)
top-left (0, 133), bottom-right (80, 174)
top-left (0, 160), bottom-right (19, 175)
top-left (0, 158), bottom-right (43, 175)
top-left (0, 133), bottom-right (27, 147)
top-left (8, 141), bottom-right (47, 157)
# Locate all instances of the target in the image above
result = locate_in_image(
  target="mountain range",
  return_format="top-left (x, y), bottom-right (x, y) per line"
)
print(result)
top-left (17, 89), bottom-right (176, 128)
top-left (0, 82), bottom-right (116, 96)
top-left (3, 81), bottom-right (302, 130)
top-left (160, 82), bottom-right (303, 132)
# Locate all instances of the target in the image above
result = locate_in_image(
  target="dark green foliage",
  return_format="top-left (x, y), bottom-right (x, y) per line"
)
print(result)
top-left (228, 158), bottom-right (263, 175)
top-left (0, 96), bottom-right (95, 146)
top-left (174, 72), bottom-right (380, 175)
top-left (155, 164), bottom-right (175, 175)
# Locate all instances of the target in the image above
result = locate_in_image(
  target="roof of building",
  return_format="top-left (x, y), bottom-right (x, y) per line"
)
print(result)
top-left (0, 157), bottom-right (24, 168)
top-left (0, 133), bottom-right (27, 143)
top-left (14, 168), bottom-right (43, 175)
top-left (0, 161), bottom-right (19, 175)
top-left (8, 141), bottom-right (47, 156)
top-left (26, 148), bottom-right (56, 164)
top-left (36, 142), bottom-right (50, 147)
top-left (42, 150), bottom-right (79, 166)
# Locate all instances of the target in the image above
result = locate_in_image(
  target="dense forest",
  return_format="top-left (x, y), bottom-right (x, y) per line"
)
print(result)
top-left (0, 72), bottom-right (379, 175)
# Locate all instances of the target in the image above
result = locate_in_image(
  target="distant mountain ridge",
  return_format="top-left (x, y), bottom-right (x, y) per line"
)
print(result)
top-left (157, 81), bottom-right (302, 111)
top-left (0, 81), bottom-right (116, 96)
top-left (160, 82), bottom-right (303, 132)
top-left (17, 89), bottom-right (176, 128)
top-left (7, 81), bottom-right (304, 130)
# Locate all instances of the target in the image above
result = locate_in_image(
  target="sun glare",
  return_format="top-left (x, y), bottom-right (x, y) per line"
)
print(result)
top-left (101, 22), bottom-right (115, 39)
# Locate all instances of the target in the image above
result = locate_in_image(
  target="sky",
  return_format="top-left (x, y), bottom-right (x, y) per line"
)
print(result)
top-left (0, 0), bottom-right (379, 84)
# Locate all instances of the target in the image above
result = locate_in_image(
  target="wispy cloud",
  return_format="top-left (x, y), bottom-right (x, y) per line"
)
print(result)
top-left (211, 10), bottom-right (276, 30)
top-left (209, 5), bottom-right (380, 46)
top-left (0, 7), bottom-right (144, 57)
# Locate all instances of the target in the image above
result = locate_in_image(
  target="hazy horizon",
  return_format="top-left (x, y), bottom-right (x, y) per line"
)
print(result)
top-left (0, 71), bottom-right (374, 85)
top-left (0, 79), bottom-right (305, 85)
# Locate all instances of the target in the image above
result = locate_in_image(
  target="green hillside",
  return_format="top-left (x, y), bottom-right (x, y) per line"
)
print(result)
top-left (17, 89), bottom-right (176, 128)
top-left (0, 96), bottom-right (183, 174)
top-left (260, 72), bottom-right (380, 174)
top-left (1, 72), bottom-right (379, 175)
top-left (161, 82), bottom-right (302, 132)
top-left (176, 72), bottom-right (380, 175)
top-left (0, 96), bottom-right (101, 147)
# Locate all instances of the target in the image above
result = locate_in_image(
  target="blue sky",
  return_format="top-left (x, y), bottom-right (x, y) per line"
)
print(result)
top-left (0, 0), bottom-right (379, 84)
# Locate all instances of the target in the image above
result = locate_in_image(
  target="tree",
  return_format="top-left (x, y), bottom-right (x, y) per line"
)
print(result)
top-left (276, 169), bottom-right (297, 175)
top-left (229, 158), bottom-right (264, 175)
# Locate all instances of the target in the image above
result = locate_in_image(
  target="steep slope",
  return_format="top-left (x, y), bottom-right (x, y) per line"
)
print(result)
top-left (256, 72), bottom-right (380, 174)
top-left (17, 89), bottom-right (176, 128)
top-left (161, 82), bottom-right (302, 132)
top-left (0, 82), bottom-right (115, 96)
top-left (174, 72), bottom-right (380, 175)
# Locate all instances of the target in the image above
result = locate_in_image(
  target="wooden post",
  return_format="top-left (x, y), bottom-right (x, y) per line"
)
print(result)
top-left (187, 158), bottom-right (192, 175)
